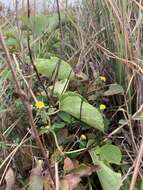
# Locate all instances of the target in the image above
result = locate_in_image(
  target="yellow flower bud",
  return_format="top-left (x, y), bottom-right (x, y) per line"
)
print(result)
top-left (80, 134), bottom-right (87, 141)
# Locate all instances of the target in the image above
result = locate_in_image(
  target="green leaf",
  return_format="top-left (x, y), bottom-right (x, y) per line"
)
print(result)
top-left (139, 180), bottom-right (143, 190)
top-left (60, 92), bottom-right (104, 131)
top-left (52, 122), bottom-right (65, 129)
top-left (58, 112), bottom-right (73, 124)
top-left (6, 37), bottom-right (18, 47)
top-left (0, 142), bottom-right (7, 149)
top-left (104, 84), bottom-right (124, 96)
top-left (136, 179), bottom-right (143, 190)
top-left (48, 79), bottom-right (69, 96)
top-left (21, 13), bottom-right (67, 34)
top-left (39, 127), bottom-right (49, 135)
top-left (99, 144), bottom-right (122, 165)
top-left (97, 161), bottom-right (122, 190)
top-left (89, 147), bottom-right (122, 190)
top-left (35, 57), bottom-right (74, 80)
top-left (47, 12), bottom-right (66, 32)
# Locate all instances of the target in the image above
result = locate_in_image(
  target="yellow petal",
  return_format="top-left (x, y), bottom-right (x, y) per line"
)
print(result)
top-left (99, 104), bottom-right (106, 110)
top-left (35, 101), bottom-right (45, 109)
top-left (99, 76), bottom-right (106, 82)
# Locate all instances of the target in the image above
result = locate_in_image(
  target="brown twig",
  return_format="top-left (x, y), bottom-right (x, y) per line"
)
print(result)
top-left (26, 0), bottom-right (54, 105)
top-left (51, 0), bottom-right (64, 96)
top-left (129, 138), bottom-right (143, 190)
top-left (56, 0), bottom-right (64, 56)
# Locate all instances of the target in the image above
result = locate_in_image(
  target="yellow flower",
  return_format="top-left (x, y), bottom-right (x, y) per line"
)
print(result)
top-left (80, 134), bottom-right (87, 141)
top-left (140, 112), bottom-right (143, 120)
top-left (35, 101), bottom-right (45, 109)
top-left (99, 104), bottom-right (106, 110)
top-left (99, 76), bottom-right (106, 82)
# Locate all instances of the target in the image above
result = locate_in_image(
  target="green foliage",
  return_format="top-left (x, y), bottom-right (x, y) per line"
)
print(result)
top-left (4, 29), bottom-right (20, 50)
top-left (58, 112), bottom-right (73, 124)
top-left (60, 92), bottom-right (104, 131)
top-left (89, 145), bottom-right (122, 190)
top-left (48, 79), bottom-right (69, 96)
top-left (5, 37), bottom-right (18, 47)
top-left (21, 13), bottom-right (66, 34)
top-left (97, 161), bottom-right (122, 190)
top-left (52, 122), bottom-right (65, 130)
top-left (99, 144), bottom-right (122, 165)
top-left (35, 57), bottom-right (74, 80)
top-left (137, 180), bottom-right (143, 190)
top-left (0, 68), bottom-right (11, 81)
top-left (1, 0), bottom-right (142, 189)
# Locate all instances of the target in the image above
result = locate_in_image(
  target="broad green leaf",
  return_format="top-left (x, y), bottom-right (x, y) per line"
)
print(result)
top-left (35, 57), bottom-right (74, 80)
top-left (6, 37), bottom-right (18, 47)
top-left (99, 144), bottom-right (122, 165)
top-left (21, 13), bottom-right (66, 34)
top-left (88, 146), bottom-right (100, 165)
top-left (47, 13), bottom-right (66, 33)
top-left (58, 112), bottom-right (73, 124)
top-left (52, 122), bottom-right (65, 129)
top-left (60, 92), bottom-right (104, 131)
top-left (4, 29), bottom-right (19, 48)
top-left (48, 79), bottom-right (69, 96)
top-left (97, 161), bottom-right (122, 190)
top-left (104, 84), bottom-right (124, 96)
top-left (89, 148), bottom-right (122, 190)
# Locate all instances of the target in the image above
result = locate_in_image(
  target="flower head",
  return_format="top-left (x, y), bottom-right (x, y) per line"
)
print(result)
top-left (99, 76), bottom-right (106, 82)
top-left (99, 104), bottom-right (106, 110)
top-left (35, 101), bottom-right (45, 109)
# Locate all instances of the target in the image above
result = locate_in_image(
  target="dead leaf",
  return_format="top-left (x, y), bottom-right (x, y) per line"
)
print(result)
top-left (60, 159), bottom-right (99, 190)
top-left (64, 157), bottom-right (74, 172)
top-left (43, 175), bottom-right (55, 190)
top-left (70, 164), bottom-right (99, 177)
top-left (60, 174), bottom-right (81, 190)
top-left (59, 179), bottom-right (69, 190)
top-left (29, 160), bottom-right (43, 190)
top-left (5, 168), bottom-right (15, 190)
